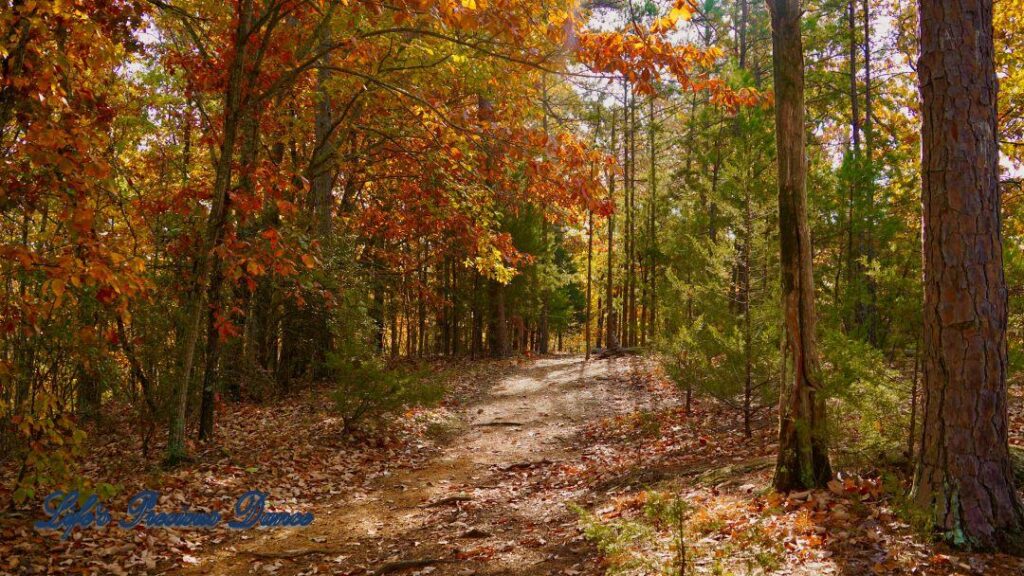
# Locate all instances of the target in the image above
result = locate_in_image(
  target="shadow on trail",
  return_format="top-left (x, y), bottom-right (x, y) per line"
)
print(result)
top-left (175, 355), bottom-right (631, 576)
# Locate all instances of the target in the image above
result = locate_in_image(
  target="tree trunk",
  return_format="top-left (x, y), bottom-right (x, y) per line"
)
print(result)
top-left (606, 106), bottom-right (620, 351)
top-left (622, 92), bottom-right (630, 348)
top-left (471, 271), bottom-right (483, 358)
top-left (539, 79), bottom-right (551, 356)
top-left (372, 284), bottom-right (386, 353)
top-left (301, 26), bottom-right (336, 372)
top-left (451, 262), bottom-right (462, 356)
top-left (167, 0), bottom-right (252, 463)
top-left (742, 181), bottom-right (753, 439)
top-left (912, 0), bottom-right (1024, 551)
top-left (586, 208), bottom-right (594, 360)
top-left (647, 96), bottom-right (658, 344)
top-left (620, 81), bottom-right (631, 349)
top-left (767, 0), bottom-right (832, 491)
top-left (738, 0), bottom-right (748, 69)
top-left (197, 258), bottom-right (224, 441)
top-left (843, 0), bottom-right (862, 334)
top-left (76, 310), bottom-right (102, 422)
top-left (907, 341), bottom-right (919, 469)
top-left (859, 0), bottom-right (878, 345)
top-left (418, 258), bottom-right (426, 357)
top-left (199, 103), bottom-right (259, 441)
top-left (489, 280), bottom-right (508, 358)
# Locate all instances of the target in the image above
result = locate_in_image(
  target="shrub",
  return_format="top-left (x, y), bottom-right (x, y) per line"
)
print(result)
top-left (7, 391), bottom-right (116, 506)
top-left (328, 355), bottom-right (443, 434)
top-left (820, 329), bottom-right (908, 466)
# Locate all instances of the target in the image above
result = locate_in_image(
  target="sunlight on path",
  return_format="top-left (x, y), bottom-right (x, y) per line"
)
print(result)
top-left (177, 355), bottom-right (626, 576)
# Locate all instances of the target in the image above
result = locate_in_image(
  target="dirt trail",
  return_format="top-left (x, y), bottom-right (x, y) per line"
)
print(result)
top-left (179, 355), bottom-right (642, 576)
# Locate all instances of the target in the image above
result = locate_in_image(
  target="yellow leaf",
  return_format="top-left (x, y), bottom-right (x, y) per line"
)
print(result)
top-left (548, 10), bottom-right (567, 25)
top-left (654, 16), bottom-right (675, 30)
top-left (460, 0), bottom-right (476, 8)
top-left (670, 5), bottom-right (692, 22)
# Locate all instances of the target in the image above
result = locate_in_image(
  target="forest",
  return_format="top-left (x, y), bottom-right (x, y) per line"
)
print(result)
top-left (2, 0), bottom-right (1024, 573)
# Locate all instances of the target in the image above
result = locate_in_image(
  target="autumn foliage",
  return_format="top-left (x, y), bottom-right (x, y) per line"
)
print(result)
top-left (0, 0), bottom-right (743, 501)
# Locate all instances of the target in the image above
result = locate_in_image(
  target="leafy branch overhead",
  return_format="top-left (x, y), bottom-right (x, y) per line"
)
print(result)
top-left (3, 0), bottom-right (1024, 572)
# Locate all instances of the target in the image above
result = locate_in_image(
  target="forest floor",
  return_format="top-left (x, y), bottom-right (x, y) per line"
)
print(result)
top-left (176, 355), bottom-right (627, 576)
top-left (4, 355), bottom-right (1024, 575)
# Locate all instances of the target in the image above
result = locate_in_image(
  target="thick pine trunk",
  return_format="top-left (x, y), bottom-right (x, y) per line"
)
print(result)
top-left (912, 0), bottom-right (1024, 551)
top-left (767, 0), bottom-right (832, 491)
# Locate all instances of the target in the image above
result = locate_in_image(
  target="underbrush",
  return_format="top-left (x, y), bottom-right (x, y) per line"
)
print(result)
top-left (569, 355), bottom-right (1022, 575)
top-left (0, 357), bottom-right (506, 573)
top-left (573, 490), bottom-right (786, 575)
top-left (820, 331), bottom-right (911, 471)
top-left (328, 354), bottom-right (446, 435)
top-left (659, 327), bottom-right (914, 472)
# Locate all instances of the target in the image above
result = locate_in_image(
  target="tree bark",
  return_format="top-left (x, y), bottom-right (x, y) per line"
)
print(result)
top-left (539, 78), bottom-right (550, 356)
top-left (647, 96), bottom-right (657, 344)
top-left (859, 0), bottom-right (878, 345)
top-left (488, 280), bottom-right (508, 358)
top-left (586, 207), bottom-right (594, 360)
top-left (912, 0), bottom-right (1024, 551)
top-left (167, 0), bottom-right (252, 463)
top-left (471, 271), bottom-right (483, 358)
top-left (843, 0), bottom-right (861, 332)
top-left (199, 101), bottom-right (259, 441)
top-left (767, 0), bottom-right (832, 491)
top-left (907, 340), bottom-right (919, 469)
top-left (606, 106), bottom-right (620, 350)
top-left (742, 177), bottom-right (753, 440)
top-left (620, 81), bottom-right (631, 349)
top-left (301, 23), bottom-right (337, 374)
top-left (738, 0), bottom-right (749, 70)
top-left (622, 89), bottom-right (630, 344)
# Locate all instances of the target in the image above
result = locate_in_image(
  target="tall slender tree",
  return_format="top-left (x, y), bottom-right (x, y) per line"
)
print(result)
top-left (606, 108), bottom-right (620, 351)
top-left (767, 0), bottom-right (832, 491)
top-left (167, 0), bottom-right (254, 463)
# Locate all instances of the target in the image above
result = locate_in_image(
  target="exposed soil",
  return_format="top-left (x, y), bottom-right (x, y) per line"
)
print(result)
top-left (177, 355), bottom-right (649, 576)
top-left (13, 354), bottom-right (1024, 575)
